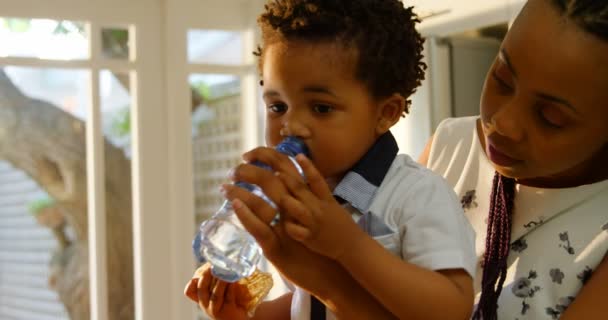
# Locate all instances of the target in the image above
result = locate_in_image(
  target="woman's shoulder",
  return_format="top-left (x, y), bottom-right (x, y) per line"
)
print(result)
top-left (427, 116), bottom-right (481, 178)
top-left (432, 116), bottom-right (478, 149)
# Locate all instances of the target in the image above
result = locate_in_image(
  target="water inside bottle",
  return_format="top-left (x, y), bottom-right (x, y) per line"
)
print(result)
top-left (197, 206), bottom-right (262, 282)
top-left (193, 136), bottom-right (309, 282)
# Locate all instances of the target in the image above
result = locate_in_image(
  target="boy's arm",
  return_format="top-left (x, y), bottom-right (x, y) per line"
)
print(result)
top-left (227, 193), bottom-right (399, 319)
top-left (274, 155), bottom-right (474, 319)
top-left (336, 228), bottom-right (473, 320)
top-left (313, 261), bottom-right (399, 320)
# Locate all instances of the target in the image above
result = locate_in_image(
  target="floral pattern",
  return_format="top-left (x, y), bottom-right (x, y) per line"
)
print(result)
top-left (558, 232), bottom-right (575, 255)
top-left (460, 189), bottom-right (478, 210)
top-left (512, 270), bottom-right (541, 315)
top-left (549, 268), bottom-right (564, 284)
top-left (577, 266), bottom-right (593, 285)
top-left (524, 218), bottom-right (544, 229)
top-left (545, 296), bottom-right (575, 319)
top-left (511, 239), bottom-right (528, 253)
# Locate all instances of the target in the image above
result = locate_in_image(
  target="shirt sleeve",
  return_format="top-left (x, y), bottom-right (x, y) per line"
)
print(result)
top-left (397, 173), bottom-right (477, 278)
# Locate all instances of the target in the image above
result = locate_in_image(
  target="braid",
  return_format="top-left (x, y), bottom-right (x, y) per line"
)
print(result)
top-left (552, 0), bottom-right (608, 40)
top-left (473, 172), bottom-right (516, 320)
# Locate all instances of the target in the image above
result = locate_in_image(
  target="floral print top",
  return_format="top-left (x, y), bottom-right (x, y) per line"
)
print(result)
top-left (428, 117), bottom-right (608, 319)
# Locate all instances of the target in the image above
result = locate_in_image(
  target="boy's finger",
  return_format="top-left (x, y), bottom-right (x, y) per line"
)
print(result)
top-left (232, 198), bottom-right (281, 259)
top-left (197, 268), bottom-right (213, 310)
top-left (184, 278), bottom-right (198, 302)
top-left (229, 161), bottom-right (295, 213)
top-left (296, 154), bottom-right (333, 201)
top-left (285, 220), bottom-right (312, 242)
top-left (242, 147), bottom-right (302, 177)
top-left (225, 283), bottom-right (237, 305)
top-left (221, 183), bottom-right (277, 225)
top-left (277, 190), bottom-right (314, 228)
top-left (210, 281), bottom-right (228, 315)
top-left (276, 171), bottom-right (313, 200)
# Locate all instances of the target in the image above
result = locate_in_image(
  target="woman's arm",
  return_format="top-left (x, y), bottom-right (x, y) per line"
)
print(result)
top-left (417, 134), bottom-right (434, 167)
top-left (561, 254), bottom-right (608, 319)
top-left (250, 293), bottom-right (292, 320)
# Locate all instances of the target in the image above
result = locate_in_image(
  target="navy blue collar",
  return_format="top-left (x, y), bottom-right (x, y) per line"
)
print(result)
top-left (333, 131), bottom-right (399, 213)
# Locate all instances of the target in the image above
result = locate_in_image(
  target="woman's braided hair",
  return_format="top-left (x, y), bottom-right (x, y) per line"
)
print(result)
top-left (553, 0), bottom-right (608, 40)
top-left (254, 0), bottom-right (426, 115)
top-left (473, 172), bottom-right (516, 320)
top-left (474, 2), bottom-right (608, 318)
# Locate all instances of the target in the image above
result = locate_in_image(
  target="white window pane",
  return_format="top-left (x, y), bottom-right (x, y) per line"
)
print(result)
top-left (101, 27), bottom-right (130, 60)
top-left (190, 74), bottom-right (242, 222)
top-left (0, 18), bottom-right (88, 60)
top-left (0, 66), bottom-right (87, 320)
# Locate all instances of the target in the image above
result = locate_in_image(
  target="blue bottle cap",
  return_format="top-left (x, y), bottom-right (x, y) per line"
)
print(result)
top-left (275, 136), bottom-right (310, 158)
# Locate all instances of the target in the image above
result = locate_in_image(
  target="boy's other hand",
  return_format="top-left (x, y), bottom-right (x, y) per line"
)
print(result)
top-left (184, 264), bottom-right (249, 320)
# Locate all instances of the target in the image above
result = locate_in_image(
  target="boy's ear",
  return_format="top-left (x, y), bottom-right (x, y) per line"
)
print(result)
top-left (376, 93), bottom-right (406, 135)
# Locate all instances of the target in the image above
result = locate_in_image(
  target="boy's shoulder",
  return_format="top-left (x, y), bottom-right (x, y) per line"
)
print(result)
top-left (374, 154), bottom-right (460, 206)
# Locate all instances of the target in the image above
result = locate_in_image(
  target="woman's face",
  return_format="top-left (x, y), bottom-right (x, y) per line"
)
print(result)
top-left (479, 0), bottom-right (608, 187)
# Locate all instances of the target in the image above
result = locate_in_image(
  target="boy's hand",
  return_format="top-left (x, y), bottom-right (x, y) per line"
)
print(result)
top-left (184, 264), bottom-right (249, 320)
top-left (225, 147), bottom-right (362, 265)
top-left (275, 154), bottom-right (366, 261)
top-left (221, 147), bottom-right (351, 292)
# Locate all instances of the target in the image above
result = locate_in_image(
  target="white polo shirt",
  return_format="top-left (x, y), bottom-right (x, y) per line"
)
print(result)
top-left (289, 132), bottom-right (477, 320)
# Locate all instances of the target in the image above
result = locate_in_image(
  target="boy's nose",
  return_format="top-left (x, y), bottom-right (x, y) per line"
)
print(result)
top-left (280, 119), bottom-right (311, 138)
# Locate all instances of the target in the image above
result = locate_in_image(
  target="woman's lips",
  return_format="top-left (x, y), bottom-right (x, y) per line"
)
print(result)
top-left (487, 143), bottom-right (521, 167)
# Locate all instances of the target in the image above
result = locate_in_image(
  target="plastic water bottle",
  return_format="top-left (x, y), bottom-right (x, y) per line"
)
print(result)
top-left (192, 136), bottom-right (309, 282)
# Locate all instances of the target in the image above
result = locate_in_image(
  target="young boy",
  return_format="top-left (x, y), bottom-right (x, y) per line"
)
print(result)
top-left (186, 1), bottom-right (476, 319)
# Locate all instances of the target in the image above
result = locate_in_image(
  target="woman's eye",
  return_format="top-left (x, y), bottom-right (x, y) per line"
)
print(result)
top-left (493, 72), bottom-right (513, 91)
top-left (538, 106), bottom-right (567, 129)
top-left (492, 62), bottom-right (514, 93)
top-left (269, 103), bottom-right (287, 113)
top-left (313, 104), bottom-right (333, 113)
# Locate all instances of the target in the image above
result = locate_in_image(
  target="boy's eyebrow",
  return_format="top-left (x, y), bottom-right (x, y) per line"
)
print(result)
top-left (302, 85), bottom-right (338, 97)
top-left (262, 86), bottom-right (338, 99)
top-left (501, 49), bottom-right (578, 114)
top-left (263, 90), bottom-right (280, 99)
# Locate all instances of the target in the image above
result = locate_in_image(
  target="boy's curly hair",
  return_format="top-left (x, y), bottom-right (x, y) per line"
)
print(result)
top-left (254, 0), bottom-right (426, 115)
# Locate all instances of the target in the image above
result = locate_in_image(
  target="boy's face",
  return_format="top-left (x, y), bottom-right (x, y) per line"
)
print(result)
top-left (261, 41), bottom-right (389, 187)
top-left (479, 0), bottom-right (608, 186)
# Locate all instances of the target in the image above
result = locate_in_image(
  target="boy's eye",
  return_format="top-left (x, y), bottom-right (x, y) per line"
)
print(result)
top-left (313, 104), bottom-right (333, 114)
top-left (269, 103), bottom-right (287, 113)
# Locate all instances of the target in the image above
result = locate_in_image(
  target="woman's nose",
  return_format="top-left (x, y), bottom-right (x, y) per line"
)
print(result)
top-left (490, 100), bottom-right (526, 143)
